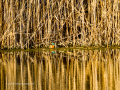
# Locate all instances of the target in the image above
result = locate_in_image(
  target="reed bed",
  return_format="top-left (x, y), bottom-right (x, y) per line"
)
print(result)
top-left (0, 0), bottom-right (120, 49)
top-left (0, 49), bottom-right (120, 90)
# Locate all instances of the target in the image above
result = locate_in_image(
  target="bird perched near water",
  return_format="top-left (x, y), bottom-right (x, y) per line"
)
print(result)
top-left (49, 43), bottom-right (55, 48)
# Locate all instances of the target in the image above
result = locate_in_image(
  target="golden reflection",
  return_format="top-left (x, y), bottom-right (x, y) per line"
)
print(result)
top-left (0, 49), bottom-right (120, 90)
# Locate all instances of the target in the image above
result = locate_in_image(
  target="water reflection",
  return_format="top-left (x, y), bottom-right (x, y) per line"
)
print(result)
top-left (0, 49), bottom-right (120, 90)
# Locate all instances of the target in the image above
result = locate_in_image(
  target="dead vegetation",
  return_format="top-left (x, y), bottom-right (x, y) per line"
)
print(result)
top-left (0, 0), bottom-right (120, 49)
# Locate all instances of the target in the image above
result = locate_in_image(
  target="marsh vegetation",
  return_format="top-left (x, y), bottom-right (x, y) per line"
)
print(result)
top-left (0, 0), bottom-right (120, 49)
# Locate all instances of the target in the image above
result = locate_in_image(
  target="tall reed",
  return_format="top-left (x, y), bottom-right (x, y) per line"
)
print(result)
top-left (0, 0), bottom-right (120, 49)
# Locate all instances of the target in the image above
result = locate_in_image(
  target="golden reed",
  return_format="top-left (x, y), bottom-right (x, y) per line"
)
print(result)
top-left (0, 0), bottom-right (120, 49)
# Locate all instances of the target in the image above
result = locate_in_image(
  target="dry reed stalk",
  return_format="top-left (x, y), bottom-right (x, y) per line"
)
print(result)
top-left (0, 0), bottom-right (4, 49)
top-left (0, 0), bottom-right (120, 49)
top-left (20, 0), bottom-right (22, 49)
top-left (37, 0), bottom-right (40, 47)
top-left (0, 0), bottom-right (2, 37)
top-left (27, 0), bottom-right (31, 49)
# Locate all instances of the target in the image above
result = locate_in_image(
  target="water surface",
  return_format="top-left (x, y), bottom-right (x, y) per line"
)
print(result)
top-left (0, 49), bottom-right (120, 90)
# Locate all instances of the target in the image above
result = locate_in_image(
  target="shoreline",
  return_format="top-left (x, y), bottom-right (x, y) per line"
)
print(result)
top-left (0, 46), bottom-right (120, 52)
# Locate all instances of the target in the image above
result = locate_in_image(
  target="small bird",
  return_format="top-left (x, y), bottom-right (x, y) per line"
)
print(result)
top-left (49, 43), bottom-right (55, 48)
top-left (52, 43), bottom-right (55, 48)
top-left (49, 45), bottom-right (52, 48)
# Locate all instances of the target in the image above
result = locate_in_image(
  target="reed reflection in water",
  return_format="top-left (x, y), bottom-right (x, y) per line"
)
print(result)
top-left (0, 49), bottom-right (120, 90)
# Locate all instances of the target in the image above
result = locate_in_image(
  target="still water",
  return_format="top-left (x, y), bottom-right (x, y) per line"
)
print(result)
top-left (0, 49), bottom-right (120, 90)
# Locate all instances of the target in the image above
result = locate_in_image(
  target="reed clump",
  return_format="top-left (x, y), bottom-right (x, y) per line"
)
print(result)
top-left (0, 0), bottom-right (120, 49)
